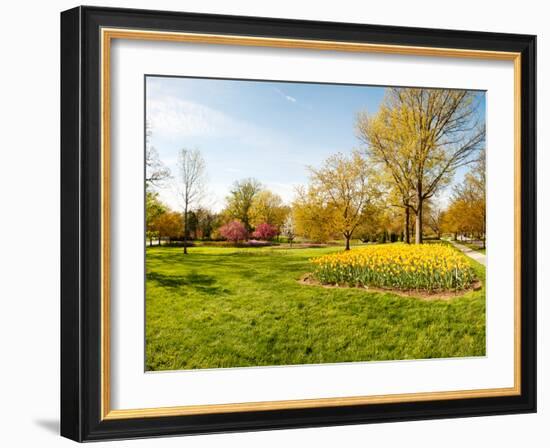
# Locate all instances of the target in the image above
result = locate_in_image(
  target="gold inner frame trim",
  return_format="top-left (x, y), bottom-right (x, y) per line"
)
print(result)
top-left (100, 27), bottom-right (522, 420)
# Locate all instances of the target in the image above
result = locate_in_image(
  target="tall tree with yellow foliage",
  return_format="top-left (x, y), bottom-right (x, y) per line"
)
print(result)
top-left (442, 149), bottom-right (486, 247)
top-left (296, 151), bottom-right (379, 250)
top-left (249, 190), bottom-right (289, 230)
top-left (357, 88), bottom-right (485, 243)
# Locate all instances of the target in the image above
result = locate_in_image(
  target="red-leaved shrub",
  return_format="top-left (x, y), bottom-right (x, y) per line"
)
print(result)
top-left (252, 222), bottom-right (278, 241)
top-left (219, 220), bottom-right (248, 243)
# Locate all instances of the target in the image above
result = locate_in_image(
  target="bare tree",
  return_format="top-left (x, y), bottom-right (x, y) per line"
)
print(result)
top-left (177, 149), bottom-right (206, 254)
top-left (145, 121), bottom-right (170, 188)
top-left (146, 146), bottom-right (171, 188)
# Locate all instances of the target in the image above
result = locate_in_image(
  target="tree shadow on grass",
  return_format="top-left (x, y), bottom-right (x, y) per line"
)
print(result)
top-left (147, 271), bottom-right (230, 295)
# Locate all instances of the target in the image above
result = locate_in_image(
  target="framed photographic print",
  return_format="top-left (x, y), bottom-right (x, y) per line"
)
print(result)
top-left (60, 6), bottom-right (536, 442)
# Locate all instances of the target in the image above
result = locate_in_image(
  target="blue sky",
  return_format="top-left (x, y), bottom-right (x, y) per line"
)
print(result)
top-left (146, 76), bottom-right (485, 212)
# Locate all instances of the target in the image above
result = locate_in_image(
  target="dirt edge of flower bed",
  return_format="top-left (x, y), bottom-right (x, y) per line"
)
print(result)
top-left (298, 273), bottom-right (482, 301)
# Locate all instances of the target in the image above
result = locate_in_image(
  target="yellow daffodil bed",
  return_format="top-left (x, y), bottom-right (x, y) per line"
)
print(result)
top-left (311, 244), bottom-right (476, 292)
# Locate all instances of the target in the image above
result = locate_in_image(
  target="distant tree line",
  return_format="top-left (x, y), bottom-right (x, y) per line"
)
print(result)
top-left (146, 87), bottom-right (486, 252)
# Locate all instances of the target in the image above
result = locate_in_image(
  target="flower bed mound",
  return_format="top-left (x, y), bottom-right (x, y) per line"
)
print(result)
top-left (311, 244), bottom-right (476, 292)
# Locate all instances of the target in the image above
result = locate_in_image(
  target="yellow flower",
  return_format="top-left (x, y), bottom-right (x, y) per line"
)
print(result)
top-left (311, 243), bottom-right (475, 291)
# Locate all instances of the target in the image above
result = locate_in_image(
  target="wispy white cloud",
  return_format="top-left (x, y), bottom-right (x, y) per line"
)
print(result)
top-left (273, 87), bottom-right (297, 104)
top-left (147, 94), bottom-right (282, 150)
top-left (285, 94), bottom-right (297, 103)
top-left (146, 79), bottom-right (320, 212)
top-left (147, 96), bottom-right (235, 138)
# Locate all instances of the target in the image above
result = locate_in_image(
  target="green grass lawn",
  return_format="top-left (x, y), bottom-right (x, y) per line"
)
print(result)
top-left (145, 245), bottom-right (486, 371)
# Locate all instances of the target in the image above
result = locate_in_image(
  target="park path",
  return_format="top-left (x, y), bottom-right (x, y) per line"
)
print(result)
top-left (449, 241), bottom-right (486, 266)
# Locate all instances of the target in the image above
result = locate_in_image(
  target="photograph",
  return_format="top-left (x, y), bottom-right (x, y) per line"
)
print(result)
top-left (144, 76), bottom-right (487, 371)
top-left (56, 4), bottom-right (537, 443)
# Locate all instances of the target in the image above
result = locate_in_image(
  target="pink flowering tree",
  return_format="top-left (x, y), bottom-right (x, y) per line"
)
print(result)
top-left (219, 220), bottom-right (248, 244)
top-left (251, 222), bottom-right (278, 241)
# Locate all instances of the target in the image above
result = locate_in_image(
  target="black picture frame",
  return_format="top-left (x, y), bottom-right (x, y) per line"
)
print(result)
top-left (61, 5), bottom-right (536, 442)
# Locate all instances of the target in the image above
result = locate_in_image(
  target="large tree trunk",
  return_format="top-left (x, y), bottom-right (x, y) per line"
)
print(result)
top-left (183, 204), bottom-right (188, 255)
top-left (415, 197), bottom-right (423, 244)
top-left (344, 234), bottom-right (351, 251)
top-left (404, 206), bottom-right (410, 244)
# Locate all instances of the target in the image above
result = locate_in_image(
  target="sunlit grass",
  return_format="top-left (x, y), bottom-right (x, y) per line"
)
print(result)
top-left (145, 245), bottom-right (485, 371)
